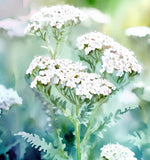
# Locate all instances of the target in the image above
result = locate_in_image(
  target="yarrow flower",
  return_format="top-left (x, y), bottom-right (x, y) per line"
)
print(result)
top-left (0, 18), bottom-right (26, 38)
top-left (100, 143), bottom-right (137, 160)
top-left (25, 5), bottom-right (85, 35)
top-left (26, 56), bottom-right (116, 99)
top-left (75, 72), bottom-right (116, 99)
top-left (81, 7), bottom-right (110, 24)
top-left (26, 56), bottom-right (87, 87)
top-left (0, 85), bottom-right (22, 111)
top-left (125, 26), bottom-right (150, 37)
top-left (77, 32), bottom-right (142, 77)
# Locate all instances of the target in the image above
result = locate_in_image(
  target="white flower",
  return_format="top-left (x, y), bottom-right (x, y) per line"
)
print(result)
top-left (125, 26), bottom-right (150, 37)
top-left (25, 5), bottom-right (85, 35)
top-left (81, 7), bottom-right (110, 24)
top-left (0, 18), bottom-right (26, 37)
top-left (77, 32), bottom-right (142, 76)
top-left (27, 56), bottom-right (116, 99)
top-left (75, 72), bottom-right (115, 99)
top-left (0, 85), bottom-right (22, 110)
top-left (26, 56), bottom-right (87, 88)
top-left (77, 32), bottom-right (114, 55)
top-left (100, 143), bottom-right (137, 160)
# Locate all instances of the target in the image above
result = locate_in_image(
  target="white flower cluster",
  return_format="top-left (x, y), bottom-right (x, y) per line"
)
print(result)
top-left (0, 18), bottom-right (26, 37)
top-left (75, 72), bottom-right (116, 99)
top-left (26, 56), bottom-right (88, 88)
top-left (0, 85), bottom-right (22, 111)
top-left (77, 32), bottom-right (114, 55)
top-left (100, 143), bottom-right (137, 160)
top-left (125, 26), bottom-right (150, 37)
top-left (81, 8), bottom-right (110, 24)
top-left (25, 5), bottom-right (85, 34)
top-left (27, 56), bottom-right (115, 99)
top-left (77, 32), bottom-right (142, 76)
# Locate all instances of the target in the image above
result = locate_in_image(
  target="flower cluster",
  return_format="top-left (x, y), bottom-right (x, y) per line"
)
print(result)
top-left (77, 32), bottom-right (114, 55)
top-left (125, 26), bottom-right (150, 37)
top-left (26, 56), bottom-right (87, 88)
top-left (0, 18), bottom-right (26, 38)
top-left (27, 56), bottom-right (115, 99)
top-left (0, 85), bottom-right (22, 111)
top-left (100, 143), bottom-right (137, 160)
top-left (77, 32), bottom-right (142, 76)
top-left (81, 8), bottom-right (110, 24)
top-left (75, 72), bottom-right (115, 99)
top-left (25, 5), bottom-right (85, 35)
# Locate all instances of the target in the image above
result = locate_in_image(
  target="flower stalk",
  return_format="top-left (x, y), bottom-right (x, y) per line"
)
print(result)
top-left (74, 104), bottom-right (81, 160)
top-left (81, 97), bottom-right (108, 146)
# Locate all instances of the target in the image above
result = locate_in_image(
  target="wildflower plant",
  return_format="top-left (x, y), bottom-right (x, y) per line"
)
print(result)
top-left (100, 143), bottom-right (137, 160)
top-left (16, 5), bottom-right (142, 160)
top-left (0, 84), bottom-right (22, 113)
top-left (25, 5), bottom-right (85, 59)
top-left (125, 26), bottom-right (150, 38)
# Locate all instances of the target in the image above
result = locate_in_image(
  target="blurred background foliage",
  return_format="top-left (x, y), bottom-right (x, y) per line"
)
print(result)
top-left (0, 0), bottom-right (150, 159)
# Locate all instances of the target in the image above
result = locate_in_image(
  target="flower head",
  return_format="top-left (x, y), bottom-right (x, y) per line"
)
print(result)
top-left (81, 7), bottom-right (110, 24)
top-left (100, 143), bottom-right (137, 160)
top-left (26, 56), bottom-right (87, 88)
top-left (0, 18), bottom-right (26, 37)
top-left (77, 32), bottom-right (142, 77)
top-left (0, 85), bottom-right (22, 111)
top-left (75, 72), bottom-right (115, 99)
top-left (27, 56), bottom-right (116, 99)
top-left (125, 26), bottom-right (150, 37)
top-left (25, 5), bottom-right (85, 35)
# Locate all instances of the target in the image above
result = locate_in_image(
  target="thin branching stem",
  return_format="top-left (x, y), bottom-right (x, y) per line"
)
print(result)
top-left (39, 88), bottom-right (66, 156)
top-left (45, 40), bottom-right (54, 58)
top-left (40, 31), bottom-right (54, 58)
top-left (52, 40), bottom-right (60, 59)
top-left (74, 104), bottom-right (81, 160)
top-left (40, 86), bottom-right (74, 123)
top-left (81, 97), bottom-right (108, 146)
top-left (48, 104), bottom-right (60, 145)
top-left (55, 86), bottom-right (76, 105)
top-left (55, 85), bottom-right (81, 159)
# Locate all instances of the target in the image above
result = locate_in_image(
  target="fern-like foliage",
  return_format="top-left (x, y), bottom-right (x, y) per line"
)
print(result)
top-left (128, 127), bottom-right (150, 151)
top-left (15, 132), bottom-right (51, 152)
top-left (15, 132), bottom-right (69, 160)
top-left (128, 130), bottom-right (146, 146)
top-left (49, 95), bottom-right (67, 112)
top-left (34, 86), bottom-right (69, 128)
top-left (93, 107), bottom-right (134, 138)
top-left (79, 102), bottom-right (95, 126)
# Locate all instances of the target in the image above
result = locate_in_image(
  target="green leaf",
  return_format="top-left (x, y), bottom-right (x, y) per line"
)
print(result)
top-left (93, 107), bottom-right (134, 138)
top-left (132, 87), bottom-right (144, 99)
top-left (15, 132), bottom-right (51, 152)
top-left (15, 132), bottom-right (69, 160)
top-left (79, 103), bottom-right (95, 126)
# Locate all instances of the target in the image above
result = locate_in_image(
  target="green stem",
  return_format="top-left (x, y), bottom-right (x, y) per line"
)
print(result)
top-left (81, 97), bottom-right (107, 146)
top-left (48, 105), bottom-right (69, 159)
top-left (40, 88), bottom-right (69, 158)
top-left (39, 87), bottom-right (60, 145)
top-left (41, 87), bottom-right (74, 124)
top-left (55, 86), bottom-right (76, 105)
top-left (45, 40), bottom-right (54, 58)
top-left (74, 105), bottom-right (81, 160)
top-left (40, 31), bottom-right (54, 58)
top-left (55, 85), bottom-right (81, 159)
top-left (75, 120), bottom-right (81, 160)
top-left (52, 40), bottom-right (60, 59)
top-left (49, 104), bottom-right (60, 145)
